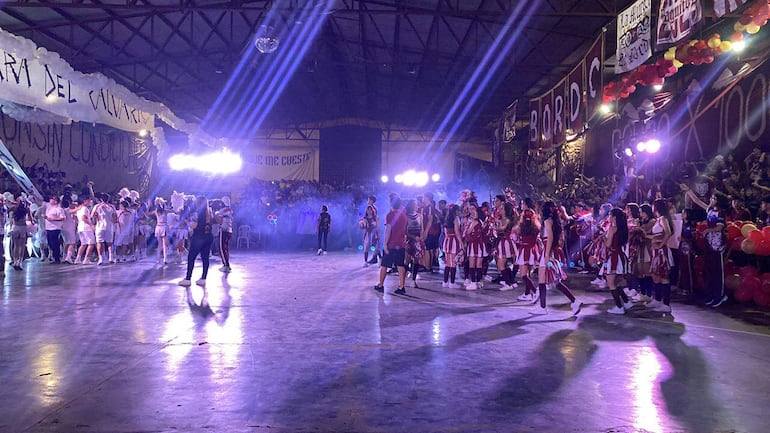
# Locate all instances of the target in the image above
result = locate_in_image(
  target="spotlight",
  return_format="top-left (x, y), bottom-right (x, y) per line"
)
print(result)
top-left (624, 148), bottom-right (633, 157)
top-left (431, 173), bottom-right (440, 182)
top-left (600, 103), bottom-right (612, 114)
top-left (415, 171), bottom-right (429, 187)
top-left (645, 139), bottom-right (661, 154)
top-left (402, 169), bottom-right (417, 186)
top-left (167, 150), bottom-right (242, 174)
top-left (138, 129), bottom-right (148, 137)
top-left (636, 141), bottom-right (647, 152)
top-left (653, 84), bottom-right (663, 91)
top-left (394, 174), bottom-right (403, 183)
top-left (380, 175), bottom-right (389, 183)
top-left (733, 40), bottom-right (747, 53)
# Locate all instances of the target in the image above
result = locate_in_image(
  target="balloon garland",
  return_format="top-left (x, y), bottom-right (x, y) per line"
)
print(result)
top-left (603, 0), bottom-right (770, 104)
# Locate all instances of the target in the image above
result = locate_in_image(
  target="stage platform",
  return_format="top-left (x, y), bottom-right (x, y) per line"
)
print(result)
top-left (1, 251), bottom-right (769, 433)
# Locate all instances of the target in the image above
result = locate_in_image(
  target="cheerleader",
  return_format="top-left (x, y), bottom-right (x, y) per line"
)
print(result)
top-left (604, 208), bottom-right (632, 314)
top-left (647, 199), bottom-right (674, 313)
top-left (623, 203), bottom-right (643, 298)
top-left (587, 203), bottom-right (612, 288)
top-left (632, 204), bottom-right (656, 302)
top-left (516, 209), bottom-right (541, 301)
top-left (441, 204), bottom-right (463, 288)
top-left (152, 198), bottom-right (169, 264)
top-left (361, 205), bottom-right (379, 266)
top-left (534, 201), bottom-right (581, 315)
top-left (462, 203), bottom-right (487, 290)
top-left (494, 201), bottom-right (518, 290)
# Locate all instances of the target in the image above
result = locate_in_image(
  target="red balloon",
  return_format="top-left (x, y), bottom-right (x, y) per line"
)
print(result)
top-left (743, 275), bottom-right (762, 292)
top-left (727, 226), bottom-right (741, 241)
top-left (753, 290), bottom-right (770, 307)
top-left (730, 236), bottom-right (745, 250)
top-left (726, 273), bottom-right (742, 292)
top-left (725, 260), bottom-right (739, 276)
top-left (757, 240), bottom-right (770, 256)
top-left (749, 229), bottom-right (764, 243)
top-left (761, 279), bottom-right (770, 294)
top-left (735, 287), bottom-right (753, 303)
top-left (763, 226), bottom-right (770, 240)
top-left (740, 265), bottom-right (759, 277)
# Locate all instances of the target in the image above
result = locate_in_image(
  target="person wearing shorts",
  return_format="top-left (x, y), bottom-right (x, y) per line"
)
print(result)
top-left (75, 197), bottom-right (96, 264)
top-left (374, 197), bottom-right (408, 295)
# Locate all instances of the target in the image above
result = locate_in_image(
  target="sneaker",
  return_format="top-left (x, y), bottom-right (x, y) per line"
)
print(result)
top-left (530, 290), bottom-right (540, 304)
top-left (464, 279), bottom-right (471, 286)
top-left (465, 282), bottom-right (478, 291)
top-left (623, 301), bottom-right (634, 310)
top-left (483, 275), bottom-right (493, 282)
top-left (653, 303), bottom-right (672, 313)
top-left (447, 282), bottom-right (461, 289)
top-left (178, 279), bottom-right (191, 287)
top-left (631, 293), bottom-right (646, 303)
top-left (317, 248), bottom-right (323, 255)
top-left (510, 282), bottom-right (519, 288)
top-left (711, 295), bottom-right (728, 308)
top-left (624, 287), bottom-right (638, 298)
top-left (363, 262), bottom-right (369, 268)
top-left (594, 280), bottom-right (607, 288)
top-left (531, 306), bottom-right (548, 315)
top-left (323, 251), bottom-right (327, 255)
top-left (517, 293), bottom-right (533, 302)
top-left (220, 265), bottom-right (229, 272)
top-left (646, 299), bottom-right (663, 308)
top-left (224, 266), bottom-right (231, 273)
top-left (195, 279), bottom-right (206, 287)
top-left (499, 283), bottom-right (514, 291)
top-left (442, 282), bottom-right (449, 288)
top-left (394, 287), bottom-right (406, 295)
top-left (571, 300), bottom-right (583, 316)
top-left (607, 306), bottom-right (625, 315)
top-left (373, 285), bottom-right (384, 293)
top-left (590, 277), bottom-right (603, 285)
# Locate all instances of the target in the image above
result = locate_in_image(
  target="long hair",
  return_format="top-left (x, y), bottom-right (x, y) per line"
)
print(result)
top-left (444, 205), bottom-right (458, 229)
top-left (640, 203), bottom-right (654, 223)
top-left (611, 208), bottom-right (629, 246)
top-left (13, 200), bottom-right (28, 221)
top-left (520, 209), bottom-right (539, 236)
top-left (653, 198), bottom-right (673, 234)
top-left (625, 202), bottom-right (640, 220)
top-left (542, 200), bottom-right (562, 242)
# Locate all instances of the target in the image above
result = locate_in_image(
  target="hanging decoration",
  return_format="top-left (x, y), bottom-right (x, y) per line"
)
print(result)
top-left (603, 0), bottom-right (769, 104)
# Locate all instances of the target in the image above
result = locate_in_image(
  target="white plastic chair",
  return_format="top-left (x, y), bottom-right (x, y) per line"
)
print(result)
top-left (236, 225), bottom-right (251, 249)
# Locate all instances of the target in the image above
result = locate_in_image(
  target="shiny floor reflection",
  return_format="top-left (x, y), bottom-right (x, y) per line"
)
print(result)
top-left (1, 252), bottom-right (769, 433)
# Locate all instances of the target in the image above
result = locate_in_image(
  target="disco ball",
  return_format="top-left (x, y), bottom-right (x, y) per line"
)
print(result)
top-left (255, 26), bottom-right (279, 53)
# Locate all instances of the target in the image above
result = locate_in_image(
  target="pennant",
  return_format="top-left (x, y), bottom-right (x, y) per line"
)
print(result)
top-left (616, 0), bottom-right (652, 74)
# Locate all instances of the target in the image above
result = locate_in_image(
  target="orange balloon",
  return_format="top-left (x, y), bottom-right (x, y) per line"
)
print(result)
top-left (742, 238), bottom-right (757, 254)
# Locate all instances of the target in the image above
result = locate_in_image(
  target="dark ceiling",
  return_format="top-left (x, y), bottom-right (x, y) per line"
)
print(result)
top-left (0, 0), bottom-right (636, 139)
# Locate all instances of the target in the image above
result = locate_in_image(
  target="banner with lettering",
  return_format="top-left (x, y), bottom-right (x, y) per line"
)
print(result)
top-left (247, 147), bottom-right (319, 181)
top-left (585, 35), bottom-right (605, 122)
top-left (0, 112), bottom-right (154, 195)
top-left (567, 63), bottom-right (585, 136)
top-left (529, 98), bottom-right (541, 148)
top-left (501, 99), bottom-right (518, 143)
top-left (540, 90), bottom-right (554, 149)
top-left (616, 0), bottom-right (652, 74)
top-left (553, 79), bottom-right (567, 145)
top-left (0, 26), bottom-right (154, 133)
top-left (656, 0), bottom-right (703, 49)
top-left (714, 0), bottom-right (747, 17)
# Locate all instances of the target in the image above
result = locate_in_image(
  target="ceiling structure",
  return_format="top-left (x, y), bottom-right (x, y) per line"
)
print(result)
top-left (0, 0), bottom-right (639, 140)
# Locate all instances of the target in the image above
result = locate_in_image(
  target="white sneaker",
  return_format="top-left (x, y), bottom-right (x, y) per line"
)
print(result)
top-left (517, 293), bottom-right (533, 302)
top-left (465, 282), bottom-right (478, 291)
top-left (623, 301), bottom-right (634, 310)
top-left (442, 282), bottom-right (449, 288)
top-left (447, 282), bottom-right (461, 289)
top-left (530, 290), bottom-right (540, 304)
top-left (646, 299), bottom-right (663, 308)
top-left (483, 275), bottom-right (493, 282)
top-left (590, 277), bottom-right (603, 285)
top-left (624, 287), bottom-right (638, 298)
top-left (220, 265), bottom-right (229, 272)
top-left (317, 248), bottom-right (323, 255)
top-left (323, 251), bottom-right (327, 255)
top-left (510, 282), bottom-right (518, 288)
top-left (607, 306), bottom-right (625, 315)
top-left (464, 279), bottom-right (471, 285)
top-left (499, 283), bottom-right (514, 291)
top-left (195, 279), bottom-right (206, 287)
top-left (594, 280), bottom-right (607, 288)
top-left (477, 281), bottom-right (484, 289)
top-left (571, 300), bottom-right (583, 316)
top-left (178, 279), bottom-right (191, 287)
top-left (653, 303), bottom-right (672, 313)
top-left (631, 293), bottom-right (646, 302)
top-left (531, 306), bottom-right (548, 315)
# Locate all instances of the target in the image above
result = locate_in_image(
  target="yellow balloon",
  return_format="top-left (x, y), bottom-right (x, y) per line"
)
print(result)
top-left (720, 40), bottom-right (732, 52)
top-left (708, 38), bottom-right (721, 49)
top-left (742, 223), bottom-right (758, 238)
top-left (689, 40), bottom-right (698, 46)
top-left (735, 22), bottom-right (746, 32)
top-left (673, 59), bottom-right (683, 68)
top-left (747, 23), bottom-right (761, 34)
top-left (664, 50), bottom-right (675, 60)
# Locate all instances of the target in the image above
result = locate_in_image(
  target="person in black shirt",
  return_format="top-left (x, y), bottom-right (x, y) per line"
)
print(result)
top-left (317, 205), bottom-right (331, 255)
top-left (178, 196), bottom-right (214, 287)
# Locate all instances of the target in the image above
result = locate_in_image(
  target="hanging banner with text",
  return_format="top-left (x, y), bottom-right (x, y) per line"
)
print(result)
top-left (0, 26), bottom-right (155, 133)
top-left (714, 0), bottom-right (747, 17)
top-left (247, 147), bottom-right (319, 181)
top-left (616, 0), bottom-right (652, 74)
top-left (530, 33), bottom-right (604, 150)
top-left (656, 0), bottom-right (703, 50)
top-left (0, 111), bottom-right (154, 195)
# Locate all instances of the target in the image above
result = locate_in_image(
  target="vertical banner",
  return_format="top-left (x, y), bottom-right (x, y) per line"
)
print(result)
top-left (529, 98), bottom-right (541, 149)
top-left (502, 99), bottom-right (518, 143)
top-left (568, 63), bottom-right (585, 136)
top-left (616, 0), bottom-right (652, 74)
top-left (553, 79), bottom-right (567, 146)
top-left (714, 0), bottom-right (746, 17)
top-left (656, 0), bottom-right (703, 49)
top-left (540, 90), bottom-right (554, 149)
top-left (585, 34), bottom-right (605, 122)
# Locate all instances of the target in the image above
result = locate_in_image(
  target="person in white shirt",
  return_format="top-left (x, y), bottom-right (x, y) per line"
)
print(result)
top-left (44, 195), bottom-right (66, 263)
top-left (90, 192), bottom-right (117, 265)
top-left (115, 200), bottom-right (134, 262)
top-left (75, 196), bottom-right (95, 264)
top-left (60, 198), bottom-right (78, 264)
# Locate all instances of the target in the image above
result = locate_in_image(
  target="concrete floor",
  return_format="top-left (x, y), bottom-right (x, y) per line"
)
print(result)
top-left (1, 251), bottom-right (769, 433)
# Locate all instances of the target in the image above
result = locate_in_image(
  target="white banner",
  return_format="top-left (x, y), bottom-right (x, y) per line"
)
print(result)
top-left (714, 0), bottom-right (746, 17)
top-left (0, 26), bottom-right (154, 133)
top-left (656, 0), bottom-right (703, 49)
top-left (616, 0), bottom-right (652, 74)
top-left (247, 148), bottom-right (319, 181)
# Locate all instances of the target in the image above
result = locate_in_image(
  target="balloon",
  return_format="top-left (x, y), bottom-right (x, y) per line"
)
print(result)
top-left (731, 31), bottom-right (744, 42)
top-left (726, 273), bottom-right (742, 292)
top-left (730, 236), bottom-right (745, 251)
top-left (740, 265), bottom-right (759, 277)
top-left (761, 278), bottom-right (770, 294)
top-left (749, 229), bottom-right (764, 243)
top-left (740, 14), bottom-right (754, 26)
top-left (742, 238), bottom-right (757, 254)
top-left (754, 290), bottom-right (770, 306)
top-left (735, 287), bottom-right (753, 303)
top-left (741, 224), bottom-right (758, 238)
top-left (763, 226), bottom-right (770, 240)
top-left (747, 23), bottom-right (761, 34)
top-left (727, 225), bottom-right (742, 240)
top-left (753, 13), bottom-right (767, 26)
top-left (664, 50), bottom-right (676, 60)
top-left (743, 275), bottom-right (762, 292)
top-left (735, 22), bottom-right (747, 32)
top-left (719, 41), bottom-right (732, 52)
top-left (725, 260), bottom-right (739, 276)
top-left (757, 239), bottom-right (770, 256)
top-left (708, 37), bottom-right (721, 49)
